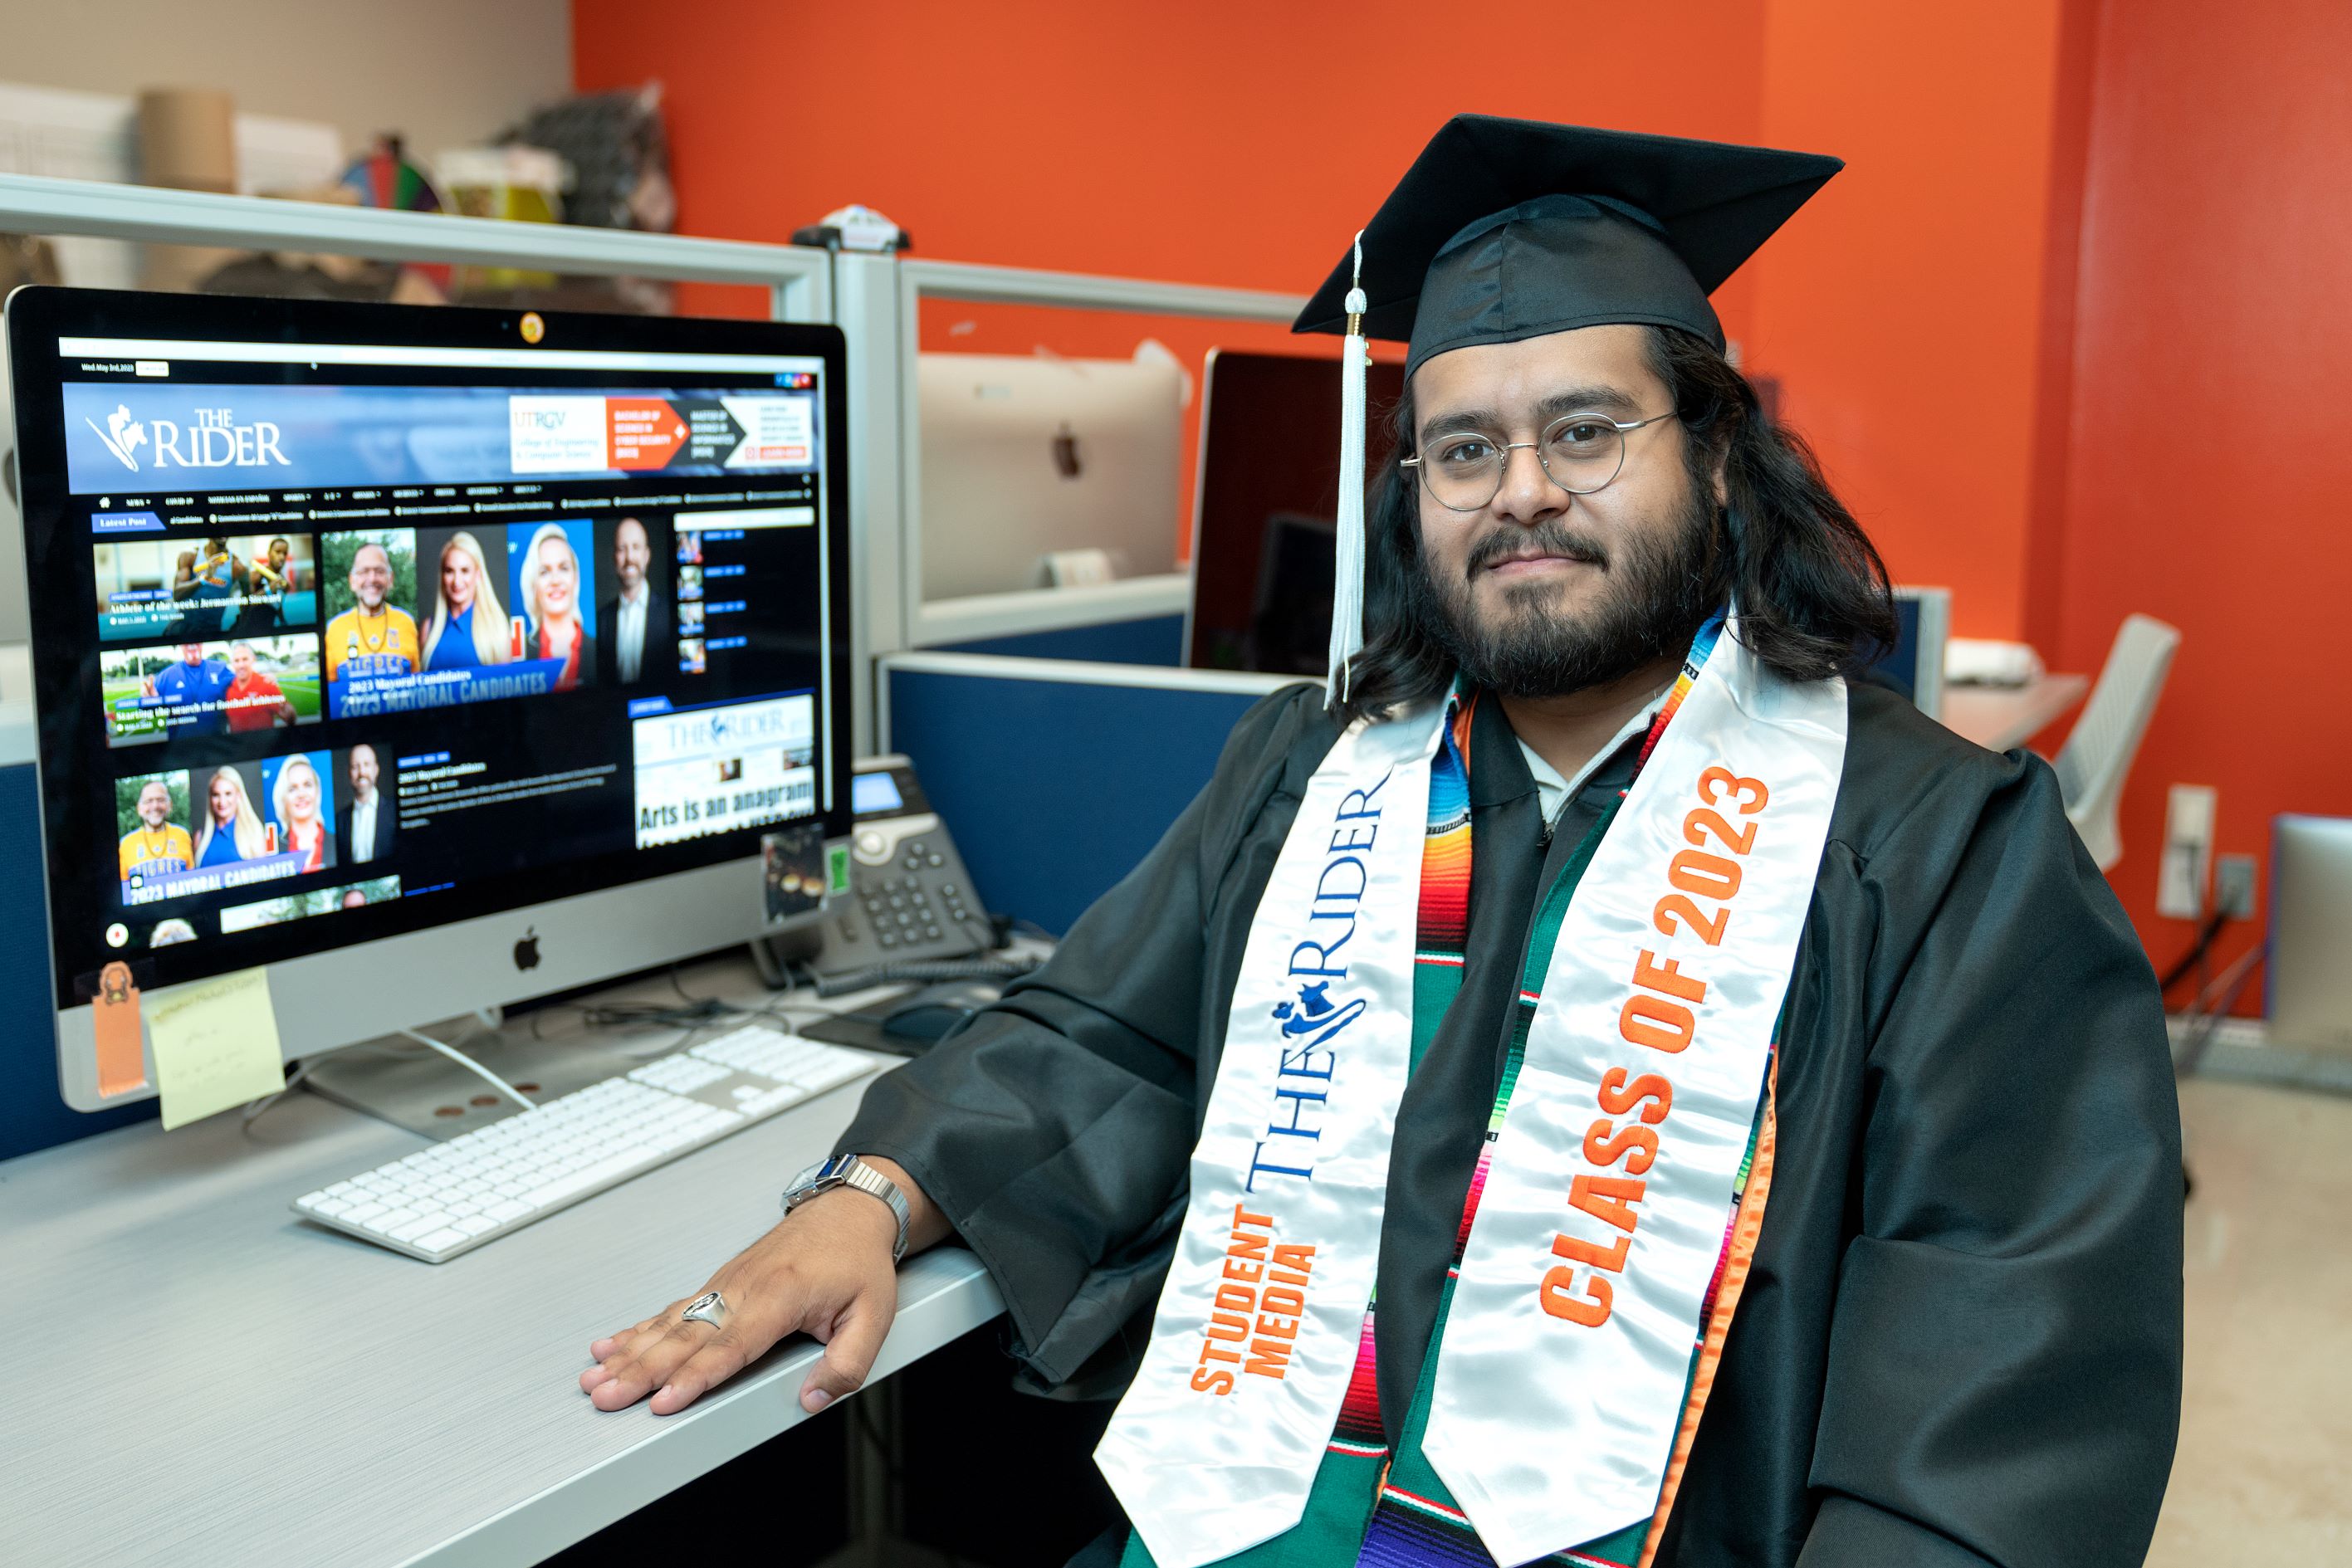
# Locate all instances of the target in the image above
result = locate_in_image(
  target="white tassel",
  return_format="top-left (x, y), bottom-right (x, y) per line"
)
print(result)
top-left (1328, 231), bottom-right (1369, 707)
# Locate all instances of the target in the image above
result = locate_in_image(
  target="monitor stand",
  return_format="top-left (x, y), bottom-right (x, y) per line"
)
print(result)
top-left (298, 1010), bottom-right (649, 1141)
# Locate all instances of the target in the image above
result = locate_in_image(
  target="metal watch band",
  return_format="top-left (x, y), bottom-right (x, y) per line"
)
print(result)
top-left (785, 1155), bottom-right (911, 1263)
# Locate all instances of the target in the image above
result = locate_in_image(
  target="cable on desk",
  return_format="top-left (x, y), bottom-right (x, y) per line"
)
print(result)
top-left (241, 1058), bottom-right (319, 1133)
top-left (396, 1027), bottom-right (538, 1109)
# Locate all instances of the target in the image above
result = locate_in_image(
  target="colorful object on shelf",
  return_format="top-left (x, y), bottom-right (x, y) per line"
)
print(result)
top-left (338, 136), bottom-right (452, 295)
top-left (438, 145), bottom-right (568, 293)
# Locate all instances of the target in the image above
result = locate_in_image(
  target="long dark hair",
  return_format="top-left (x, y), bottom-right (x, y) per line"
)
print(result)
top-left (1334, 326), bottom-right (1897, 724)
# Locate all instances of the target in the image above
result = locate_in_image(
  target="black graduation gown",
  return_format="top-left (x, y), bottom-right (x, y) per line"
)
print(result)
top-left (837, 680), bottom-right (2183, 1568)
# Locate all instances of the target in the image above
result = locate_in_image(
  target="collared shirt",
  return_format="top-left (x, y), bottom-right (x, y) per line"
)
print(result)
top-left (616, 586), bottom-right (648, 682)
top-left (350, 792), bottom-right (379, 863)
top-left (1514, 681), bottom-right (1674, 825)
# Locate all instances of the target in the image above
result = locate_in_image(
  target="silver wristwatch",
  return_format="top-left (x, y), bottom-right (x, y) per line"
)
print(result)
top-left (783, 1155), bottom-right (912, 1263)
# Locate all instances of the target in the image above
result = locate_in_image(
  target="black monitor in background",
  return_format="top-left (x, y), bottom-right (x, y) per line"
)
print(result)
top-left (1185, 349), bottom-right (1406, 677)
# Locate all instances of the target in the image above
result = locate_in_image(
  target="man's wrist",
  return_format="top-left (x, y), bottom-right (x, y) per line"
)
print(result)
top-left (792, 1184), bottom-right (899, 1250)
top-left (784, 1155), bottom-right (913, 1261)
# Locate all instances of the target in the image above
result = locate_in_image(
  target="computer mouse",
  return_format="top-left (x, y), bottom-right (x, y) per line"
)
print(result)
top-left (879, 980), bottom-right (1001, 1044)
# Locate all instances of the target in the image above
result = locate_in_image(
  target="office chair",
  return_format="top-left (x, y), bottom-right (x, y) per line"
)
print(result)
top-left (2051, 613), bottom-right (2181, 871)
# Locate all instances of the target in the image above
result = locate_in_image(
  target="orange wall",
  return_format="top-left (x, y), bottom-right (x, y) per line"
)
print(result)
top-left (575, 2), bottom-right (1766, 301)
top-left (1746, 0), bottom-right (2067, 640)
top-left (575, 1), bottom-right (1779, 562)
top-left (2044, 0), bottom-right (2352, 1004)
top-left (573, 1), bottom-right (2074, 625)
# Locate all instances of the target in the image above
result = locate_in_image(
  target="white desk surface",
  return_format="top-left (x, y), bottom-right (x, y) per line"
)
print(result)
top-left (0, 955), bottom-right (1004, 1567)
top-left (1940, 672), bottom-right (2090, 753)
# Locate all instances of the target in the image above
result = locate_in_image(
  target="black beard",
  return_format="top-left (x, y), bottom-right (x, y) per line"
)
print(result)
top-left (1419, 491), bottom-right (1719, 698)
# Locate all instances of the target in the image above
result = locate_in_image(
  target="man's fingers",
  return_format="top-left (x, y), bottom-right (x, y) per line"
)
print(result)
top-left (588, 1318), bottom-right (716, 1411)
top-left (799, 1295), bottom-right (892, 1413)
top-left (585, 1316), bottom-right (664, 1368)
top-left (580, 1315), bottom-right (674, 1390)
top-left (647, 1333), bottom-right (755, 1416)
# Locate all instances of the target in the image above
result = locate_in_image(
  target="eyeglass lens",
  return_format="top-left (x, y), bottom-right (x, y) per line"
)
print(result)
top-left (1418, 416), bottom-right (1630, 509)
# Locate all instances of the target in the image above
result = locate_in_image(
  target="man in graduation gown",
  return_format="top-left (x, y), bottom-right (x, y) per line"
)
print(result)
top-left (579, 117), bottom-right (2182, 1568)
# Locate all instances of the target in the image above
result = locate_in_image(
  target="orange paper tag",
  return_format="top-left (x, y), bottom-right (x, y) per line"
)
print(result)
top-left (92, 960), bottom-right (148, 1097)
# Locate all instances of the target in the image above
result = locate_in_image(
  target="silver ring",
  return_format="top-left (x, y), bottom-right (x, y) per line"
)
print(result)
top-left (680, 1290), bottom-right (730, 1331)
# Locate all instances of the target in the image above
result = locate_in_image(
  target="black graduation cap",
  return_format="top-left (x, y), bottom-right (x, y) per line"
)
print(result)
top-left (1294, 115), bottom-right (1842, 376)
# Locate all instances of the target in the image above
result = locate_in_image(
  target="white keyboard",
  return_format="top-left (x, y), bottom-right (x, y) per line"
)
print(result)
top-left (291, 1027), bottom-right (878, 1263)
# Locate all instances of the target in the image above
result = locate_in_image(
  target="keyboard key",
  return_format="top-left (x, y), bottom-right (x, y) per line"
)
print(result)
top-left (454, 1215), bottom-right (499, 1237)
top-left (413, 1228), bottom-right (468, 1254)
top-left (386, 1214), bottom-right (451, 1244)
top-left (486, 1199), bottom-right (535, 1223)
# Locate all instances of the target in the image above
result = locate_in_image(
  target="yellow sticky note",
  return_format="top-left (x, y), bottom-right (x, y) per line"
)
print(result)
top-left (149, 967), bottom-right (286, 1131)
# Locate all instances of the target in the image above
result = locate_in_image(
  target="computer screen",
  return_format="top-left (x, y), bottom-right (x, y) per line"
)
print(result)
top-left (1186, 349), bottom-right (1406, 676)
top-left (7, 289), bottom-right (852, 1035)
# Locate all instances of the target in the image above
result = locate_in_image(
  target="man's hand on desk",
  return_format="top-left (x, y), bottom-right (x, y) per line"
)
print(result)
top-left (577, 1155), bottom-right (948, 1417)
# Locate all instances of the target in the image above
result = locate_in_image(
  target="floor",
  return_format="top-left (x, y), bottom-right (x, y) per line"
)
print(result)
top-left (2145, 1077), bottom-right (2352, 1565)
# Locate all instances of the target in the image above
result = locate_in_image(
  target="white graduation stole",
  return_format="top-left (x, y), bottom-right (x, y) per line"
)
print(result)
top-left (1097, 628), bottom-right (1845, 1568)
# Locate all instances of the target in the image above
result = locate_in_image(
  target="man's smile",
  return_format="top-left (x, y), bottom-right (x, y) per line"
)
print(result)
top-left (1483, 549), bottom-right (1597, 580)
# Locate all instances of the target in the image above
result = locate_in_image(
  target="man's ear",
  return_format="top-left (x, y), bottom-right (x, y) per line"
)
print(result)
top-left (1709, 442), bottom-right (1730, 509)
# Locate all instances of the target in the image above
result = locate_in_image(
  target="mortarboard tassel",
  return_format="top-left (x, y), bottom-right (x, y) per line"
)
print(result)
top-left (1327, 232), bottom-right (1369, 708)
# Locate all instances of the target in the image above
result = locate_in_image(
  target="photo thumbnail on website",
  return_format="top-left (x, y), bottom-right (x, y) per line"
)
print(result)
top-left (321, 521), bottom-right (614, 718)
top-left (117, 747), bottom-right (341, 906)
top-left (631, 691), bottom-right (817, 849)
top-left (101, 635), bottom-right (321, 746)
top-left (92, 534), bottom-right (315, 643)
top-left (220, 875), bottom-right (400, 933)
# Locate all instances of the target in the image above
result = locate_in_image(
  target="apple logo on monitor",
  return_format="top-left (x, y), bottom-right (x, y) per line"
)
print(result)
top-left (513, 927), bottom-right (541, 971)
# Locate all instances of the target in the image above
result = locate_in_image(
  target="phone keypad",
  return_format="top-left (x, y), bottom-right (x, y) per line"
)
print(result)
top-left (862, 871), bottom-right (961, 950)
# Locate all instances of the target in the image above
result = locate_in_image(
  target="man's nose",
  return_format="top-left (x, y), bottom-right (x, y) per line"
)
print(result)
top-left (1491, 442), bottom-right (1569, 525)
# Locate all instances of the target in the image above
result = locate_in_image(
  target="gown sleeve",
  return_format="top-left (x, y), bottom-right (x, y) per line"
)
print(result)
top-left (1797, 755), bottom-right (2183, 1567)
top-left (834, 684), bottom-right (1327, 1392)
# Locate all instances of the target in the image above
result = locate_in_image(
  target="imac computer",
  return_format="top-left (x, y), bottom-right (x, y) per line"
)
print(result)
top-left (917, 352), bottom-right (1182, 600)
top-left (7, 287), bottom-right (853, 1114)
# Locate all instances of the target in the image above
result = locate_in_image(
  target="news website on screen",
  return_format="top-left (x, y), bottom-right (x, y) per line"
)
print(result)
top-left (38, 330), bottom-right (843, 1002)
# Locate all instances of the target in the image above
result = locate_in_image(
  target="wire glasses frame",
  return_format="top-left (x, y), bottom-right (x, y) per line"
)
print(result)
top-left (1400, 409), bottom-right (1678, 510)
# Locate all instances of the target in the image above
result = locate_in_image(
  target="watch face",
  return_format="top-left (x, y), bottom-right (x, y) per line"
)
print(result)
top-left (787, 1160), bottom-right (829, 1193)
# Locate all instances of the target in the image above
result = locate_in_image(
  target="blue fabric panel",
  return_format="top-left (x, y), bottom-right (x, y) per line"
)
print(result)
top-left (887, 670), bottom-right (1267, 936)
top-left (0, 764), bottom-right (156, 1162)
top-left (934, 614), bottom-right (1186, 667)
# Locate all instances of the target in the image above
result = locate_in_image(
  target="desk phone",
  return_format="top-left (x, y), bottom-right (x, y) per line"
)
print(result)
top-left (815, 755), bottom-right (990, 975)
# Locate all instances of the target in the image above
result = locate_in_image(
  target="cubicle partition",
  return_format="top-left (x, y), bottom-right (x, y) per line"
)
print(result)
top-left (0, 172), bottom-right (1308, 1157)
top-left (881, 651), bottom-right (1309, 935)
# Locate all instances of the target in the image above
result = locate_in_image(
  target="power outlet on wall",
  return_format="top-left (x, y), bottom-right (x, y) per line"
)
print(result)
top-left (2158, 784), bottom-right (2217, 920)
top-left (2215, 854), bottom-right (2257, 920)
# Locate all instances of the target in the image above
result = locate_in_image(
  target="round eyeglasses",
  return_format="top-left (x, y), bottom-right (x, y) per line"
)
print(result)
top-left (1400, 409), bottom-right (1678, 511)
